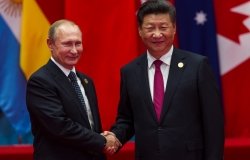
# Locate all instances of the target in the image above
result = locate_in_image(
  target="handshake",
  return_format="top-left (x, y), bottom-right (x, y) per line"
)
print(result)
top-left (101, 131), bottom-right (122, 155)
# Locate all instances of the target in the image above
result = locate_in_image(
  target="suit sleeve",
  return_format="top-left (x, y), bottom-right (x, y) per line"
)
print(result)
top-left (198, 58), bottom-right (224, 160)
top-left (111, 68), bottom-right (135, 144)
top-left (26, 75), bottom-right (106, 153)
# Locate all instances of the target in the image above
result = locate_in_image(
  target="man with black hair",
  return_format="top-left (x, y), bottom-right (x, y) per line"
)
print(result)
top-left (105, 1), bottom-right (224, 160)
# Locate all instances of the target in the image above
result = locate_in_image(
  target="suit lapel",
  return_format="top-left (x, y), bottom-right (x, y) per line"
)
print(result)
top-left (136, 54), bottom-right (158, 122)
top-left (45, 60), bottom-right (91, 127)
top-left (46, 60), bottom-right (73, 95)
top-left (77, 73), bottom-right (100, 131)
top-left (160, 49), bottom-right (186, 122)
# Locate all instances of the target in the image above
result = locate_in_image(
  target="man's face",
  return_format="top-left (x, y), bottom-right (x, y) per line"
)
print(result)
top-left (139, 13), bottom-right (176, 58)
top-left (48, 24), bottom-right (83, 70)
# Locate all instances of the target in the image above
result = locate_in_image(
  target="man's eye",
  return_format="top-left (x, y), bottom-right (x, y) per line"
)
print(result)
top-left (145, 27), bottom-right (154, 31)
top-left (76, 43), bottom-right (82, 46)
top-left (62, 43), bottom-right (71, 47)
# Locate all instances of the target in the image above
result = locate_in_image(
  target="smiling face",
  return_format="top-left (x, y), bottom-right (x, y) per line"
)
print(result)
top-left (139, 13), bottom-right (176, 59)
top-left (47, 23), bottom-right (83, 70)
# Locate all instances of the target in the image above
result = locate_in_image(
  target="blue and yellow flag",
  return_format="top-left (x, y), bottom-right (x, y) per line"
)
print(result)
top-left (0, 0), bottom-right (54, 144)
top-left (0, 0), bottom-right (31, 144)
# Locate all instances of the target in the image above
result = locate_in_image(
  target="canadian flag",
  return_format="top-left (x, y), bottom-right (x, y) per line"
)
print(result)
top-left (173, 0), bottom-right (250, 139)
top-left (215, 0), bottom-right (250, 138)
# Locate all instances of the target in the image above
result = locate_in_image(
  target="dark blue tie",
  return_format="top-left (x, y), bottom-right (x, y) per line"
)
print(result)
top-left (68, 71), bottom-right (87, 113)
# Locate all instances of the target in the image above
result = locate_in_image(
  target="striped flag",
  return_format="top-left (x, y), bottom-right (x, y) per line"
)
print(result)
top-left (0, 0), bottom-right (31, 144)
top-left (0, 0), bottom-right (64, 144)
top-left (20, 0), bottom-right (64, 78)
top-left (20, 0), bottom-right (51, 79)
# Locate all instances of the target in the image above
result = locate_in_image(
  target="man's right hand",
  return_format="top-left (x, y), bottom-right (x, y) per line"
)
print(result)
top-left (102, 131), bottom-right (122, 155)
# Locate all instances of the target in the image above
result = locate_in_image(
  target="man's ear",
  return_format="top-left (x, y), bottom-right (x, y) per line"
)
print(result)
top-left (173, 23), bottom-right (176, 34)
top-left (47, 39), bottom-right (53, 51)
top-left (138, 27), bottom-right (142, 37)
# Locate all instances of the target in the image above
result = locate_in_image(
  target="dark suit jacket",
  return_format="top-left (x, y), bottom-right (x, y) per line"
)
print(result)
top-left (112, 48), bottom-right (224, 160)
top-left (26, 60), bottom-right (106, 160)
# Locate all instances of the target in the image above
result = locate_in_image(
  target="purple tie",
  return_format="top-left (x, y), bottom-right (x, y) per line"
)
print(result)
top-left (153, 60), bottom-right (164, 121)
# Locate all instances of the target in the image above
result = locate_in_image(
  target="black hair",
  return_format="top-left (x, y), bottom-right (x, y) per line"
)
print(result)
top-left (137, 0), bottom-right (176, 27)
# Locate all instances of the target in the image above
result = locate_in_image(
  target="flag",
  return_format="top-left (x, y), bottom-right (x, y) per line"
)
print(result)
top-left (174, 0), bottom-right (221, 85)
top-left (0, 0), bottom-right (31, 144)
top-left (65, 0), bottom-right (141, 130)
top-left (175, 0), bottom-right (250, 140)
top-left (0, 0), bottom-right (64, 144)
top-left (20, 0), bottom-right (51, 79)
top-left (20, 0), bottom-right (64, 79)
top-left (214, 0), bottom-right (250, 138)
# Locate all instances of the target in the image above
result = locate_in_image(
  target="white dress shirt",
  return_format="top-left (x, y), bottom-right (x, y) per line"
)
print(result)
top-left (147, 45), bottom-right (173, 101)
top-left (51, 57), bottom-right (94, 129)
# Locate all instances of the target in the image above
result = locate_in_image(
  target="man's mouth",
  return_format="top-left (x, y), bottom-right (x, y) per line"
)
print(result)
top-left (152, 41), bottom-right (164, 44)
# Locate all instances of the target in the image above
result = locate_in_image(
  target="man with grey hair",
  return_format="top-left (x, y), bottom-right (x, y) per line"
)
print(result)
top-left (26, 19), bottom-right (121, 160)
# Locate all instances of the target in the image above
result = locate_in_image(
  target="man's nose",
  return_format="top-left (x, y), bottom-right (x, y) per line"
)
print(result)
top-left (70, 45), bottom-right (77, 54)
top-left (152, 30), bottom-right (163, 38)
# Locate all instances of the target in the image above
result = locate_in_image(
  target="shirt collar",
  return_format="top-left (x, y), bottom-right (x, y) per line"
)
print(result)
top-left (50, 57), bottom-right (76, 76)
top-left (147, 45), bottom-right (173, 69)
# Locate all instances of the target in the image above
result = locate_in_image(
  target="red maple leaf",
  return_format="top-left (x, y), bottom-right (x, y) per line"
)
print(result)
top-left (214, 0), bottom-right (249, 43)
